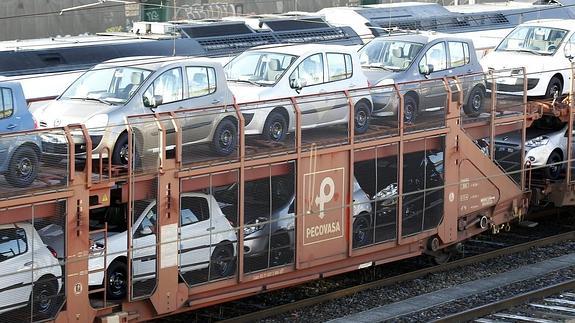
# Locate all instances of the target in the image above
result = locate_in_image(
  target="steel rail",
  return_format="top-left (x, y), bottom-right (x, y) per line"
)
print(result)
top-left (218, 230), bottom-right (575, 323)
top-left (432, 278), bottom-right (575, 322)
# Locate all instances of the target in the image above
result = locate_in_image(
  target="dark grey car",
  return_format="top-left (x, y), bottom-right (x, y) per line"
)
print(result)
top-left (359, 32), bottom-right (486, 123)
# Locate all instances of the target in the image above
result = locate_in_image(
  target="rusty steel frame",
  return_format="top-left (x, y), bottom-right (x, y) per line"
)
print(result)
top-left (0, 71), bottom-right (559, 323)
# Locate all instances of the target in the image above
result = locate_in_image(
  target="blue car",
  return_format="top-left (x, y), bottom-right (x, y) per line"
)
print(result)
top-left (0, 81), bottom-right (42, 187)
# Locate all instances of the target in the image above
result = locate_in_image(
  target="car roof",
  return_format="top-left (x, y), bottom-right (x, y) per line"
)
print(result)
top-left (97, 55), bottom-right (219, 70)
top-left (248, 43), bottom-right (357, 56)
top-left (0, 222), bottom-right (31, 230)
top-left (370, 31), bottom-right (472, 44)
top-left (517, 19), bottom-right (575, 30)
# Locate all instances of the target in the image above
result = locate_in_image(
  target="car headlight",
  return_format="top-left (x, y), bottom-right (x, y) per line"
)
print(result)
top-left (85, 114), bottom-right (109, 131)
top-left (374, 183), bottom-right (398, 206)
top-left (243, 217), bottom-right (267, 236)
top-left (89, 240), bottom-right (105, 255)
top-left (525, 136), bottom-right (549, 148)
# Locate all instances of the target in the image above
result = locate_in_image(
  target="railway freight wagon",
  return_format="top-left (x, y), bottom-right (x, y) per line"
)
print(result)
top-left (0, 72), bottom-right (552, 322)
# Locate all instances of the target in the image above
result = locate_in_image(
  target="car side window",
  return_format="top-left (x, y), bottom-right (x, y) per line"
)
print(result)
top-left (180, 196), bottom-right (209, 226)
top-left (419, 42), bottom-right (447, 72)
top-left (289, 54), bottom-right (324, 87)
top-left (186, 66), bottom-right (216, 98)
top-left (448, 42), bottom-right (469, 68)
top-left (0, 88), bottom-right (14, 120)
top-left (288, 201), bottom-right (295, 214)
top-left (135, 205), bottom-right (157, 238)
top-left (144, 68), bottom-right (183, 105)
top-left (327, 53), bottom-right (352, 81)
top-left (0, 228), bottom-right (27, 262)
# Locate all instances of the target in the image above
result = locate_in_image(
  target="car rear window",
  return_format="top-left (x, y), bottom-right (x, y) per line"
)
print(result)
top-left (0, 228), bottom-right (27, 262)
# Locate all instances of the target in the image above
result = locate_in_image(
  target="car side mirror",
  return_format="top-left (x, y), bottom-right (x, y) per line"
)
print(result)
top-left (143, 94), bottom-right (163, 109)
top-left (565, 43), bottom-right (574, 60)
top-left (290, 78), bottom-right (306, 91)
top-left (419, 64), bottom-right (434, 76)
top-left (140, 226), bottom-right (153, 235)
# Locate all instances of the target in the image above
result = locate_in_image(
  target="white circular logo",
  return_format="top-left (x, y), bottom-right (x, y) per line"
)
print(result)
top-left (449, 192), bottom-right (455, 202)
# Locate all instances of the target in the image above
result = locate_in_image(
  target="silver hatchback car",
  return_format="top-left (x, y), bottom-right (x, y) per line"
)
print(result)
top-left (34, 56), bottom-right (237, 165)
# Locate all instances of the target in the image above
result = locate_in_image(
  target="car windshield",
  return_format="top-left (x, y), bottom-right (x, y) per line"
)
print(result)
top-left (61, 66), bottom-right (152, 105)
top-left (225, 51), bottom-right (298, 86)
top-left (359, 39), bottom-right (424, 71)
top-left (496, 26), bottom-right (567, 56)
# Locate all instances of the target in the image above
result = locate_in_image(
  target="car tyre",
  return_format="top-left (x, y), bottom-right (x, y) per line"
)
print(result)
top-left (5, 145), bottom-right (39, 187)
top-left (262, 111), bottom-right (287, 142)
top-left (403, 95), bottom-right (418, 124)
top-left (106, 261), bottom-right (128, 300)
top-left (30, 276), bottom-right (59, 320)
top-left (545, 150), bottom-right (563, 180)
top-left (270, 233), bottom-right (292, 267)
top-left (354, 102), bottom-right (371, 135)
top-left (211, 118), bottom-right (237, 156)
top-left (545, 76), bottom-right (563, 99)
top-left (112, 133), bottom-right (141, 167)
top-left (352, 213), bottom-right (372, 248)
top-left (463, 86), bottom-right (484, 117)
top-left (210, 244), bottom-right (235, 279)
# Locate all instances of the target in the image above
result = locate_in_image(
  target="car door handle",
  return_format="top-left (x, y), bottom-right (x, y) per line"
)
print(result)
top-left (18, 261), bottom-right (33, 271)
top-left (206, 227), bottom-right (215, 232)
top-left (6, 124), bottom-right (16, 130)
top-left (211, 99), bottom-right (221, 104)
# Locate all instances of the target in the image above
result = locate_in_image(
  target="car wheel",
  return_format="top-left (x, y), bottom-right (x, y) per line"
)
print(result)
top-left (545, 76), bottom-right (563, 99)
top-left (210, 119), bottom-right (237, 156)
top-left (262, 111), bottom-right (287, 142)
top-left (5, 146), bottom-right (39, 187)
top-left (354, 101), bottom-right (371, 135)
top-left (210, 244), bottom-right (235, 279)
top-left (545, 150), bottom-right (563, 180)
top-left (112, 133), bottom-right (129, 166)
top-left (270, 234), bottom-right (292, 267)
top-left (106, 261), bottom-right (128, 300)
top-left (463, 86), bottom-right (484, 117)
top-left (403, 95), bottom-right (418, 124)
top-left (30, 276), bottom-right (58, 320)
top-left (353, 213), bottom-right (372, 248)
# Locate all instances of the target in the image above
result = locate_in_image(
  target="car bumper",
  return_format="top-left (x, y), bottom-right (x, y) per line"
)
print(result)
top-left (371, 90), bottom-right (398, 117)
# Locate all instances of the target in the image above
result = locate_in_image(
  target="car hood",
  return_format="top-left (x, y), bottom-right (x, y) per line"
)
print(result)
top-left (34, 99), bottom-right (116, 128)
top-left (228, 82), bottom-right (272, 104)
top-left (481, 51), bottom-right (555, 74)
top-left (495, 128), bottom-right (557, 145)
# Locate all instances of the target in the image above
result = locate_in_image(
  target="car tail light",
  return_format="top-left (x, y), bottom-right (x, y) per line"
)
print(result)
top-left (367, 80), bottom-right (373, 87)
top-left (33, 117), bottom-right (39, 129)
top-left (47, 245), bottom-right (58, 258)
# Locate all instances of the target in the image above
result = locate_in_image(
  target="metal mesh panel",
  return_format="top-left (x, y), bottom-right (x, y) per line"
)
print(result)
top-left (127, 115), bottom-right (160, 300)
top-left (353, 143), bottom-right (399, 248)
top-left (175, 107), bottom-right (239, 168)
top-left (127, 115), bottom-right (161, 175)
top-left (491, 68), bottom-right (526, 117)
top-left (458, 73), bottom-right (490, 124)
top-left (297, 92), bottom-right (350, 151)
top-left (571, 117), bottom-right (575, 184)
top-left (402, 137), bottom-right (445, 237)
top-left (493, 122), bottom-right (524, 186)
top-left (240, 99), bottom-right (296, 158)
top-left (399, 79), bottom-right (447, 134)
top-left (0, 128), bottom-right (69, 199)
top-left (358, 85), bottom-right (399, 142)
top-left (0, 200), bottom-right (66, 322)
top-left (179, 170), bottom-right (239, 287)
top-left (243, 162), bottom-right (295, 273)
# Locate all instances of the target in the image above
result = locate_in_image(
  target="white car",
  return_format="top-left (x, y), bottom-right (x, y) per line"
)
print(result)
top-left (495, 117), bottom-right (568, 180)
top-left (225, 44), bottom-right (373, 142)
top-left (0, 222), bottom-right (62, 319)
top-left (481, 19), bottom-right (575, 98)
top-left (88, 193), bottom-right (237, 299)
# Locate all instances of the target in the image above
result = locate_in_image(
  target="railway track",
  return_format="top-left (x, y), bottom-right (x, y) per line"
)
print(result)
top-left (435, 280), bottom-right (575, 322)
top-left (213, 230), bottom-right (575, 323)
